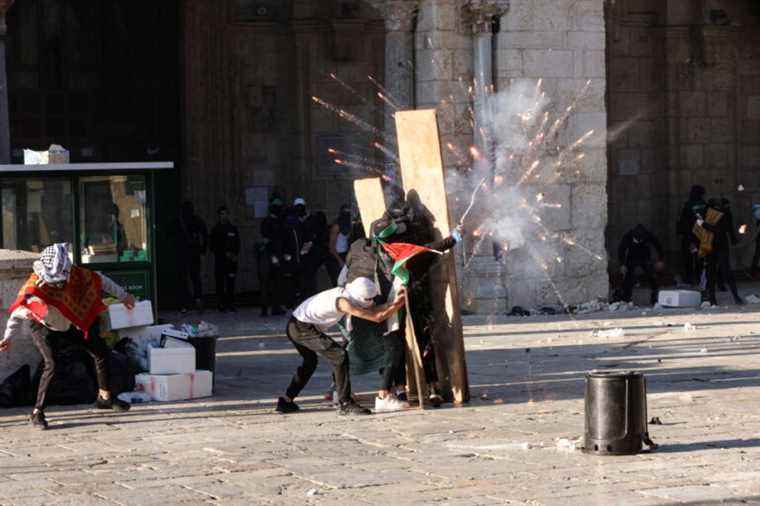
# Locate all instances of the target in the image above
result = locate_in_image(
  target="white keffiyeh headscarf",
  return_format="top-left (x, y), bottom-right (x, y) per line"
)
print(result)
top-left (33, 243), bottom-right (72, 285)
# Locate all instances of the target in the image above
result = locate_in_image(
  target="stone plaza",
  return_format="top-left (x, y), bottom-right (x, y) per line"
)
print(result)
top-left (2, 297), bottom-right (760, 505)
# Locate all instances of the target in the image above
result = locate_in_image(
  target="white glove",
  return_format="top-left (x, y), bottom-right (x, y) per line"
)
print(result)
top-left (271, 256), bottom-right (279, 265)
top-left (620, 265), bottom-right (628, 275)
top-left (696, 219), bottom-right (704, 227)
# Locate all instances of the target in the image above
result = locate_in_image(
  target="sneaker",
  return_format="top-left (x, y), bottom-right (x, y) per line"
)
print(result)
top-left (95, 396), bottom-right (131, 412)
top-left (30, 410), bottom-right (48, 430)
top-left (276, 397), bottom-right (300, 414)
top-left (338, 400), bottom-right (371, 416)
top-left (428, 393), bottom-right (443, 408)
top-left (374, 395), bottom-right (407, 413)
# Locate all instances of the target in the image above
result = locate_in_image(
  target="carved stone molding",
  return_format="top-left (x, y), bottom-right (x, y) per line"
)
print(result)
top-left (368, 0), bottom-right (418, 32)
top-left (461, 0), bottom-right (509, 33)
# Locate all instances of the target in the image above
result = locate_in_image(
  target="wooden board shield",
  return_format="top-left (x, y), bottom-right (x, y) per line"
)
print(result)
top-left (394, 109), bottom-right (470, 404)
top-left (353, 177), bottom-right (386, 238)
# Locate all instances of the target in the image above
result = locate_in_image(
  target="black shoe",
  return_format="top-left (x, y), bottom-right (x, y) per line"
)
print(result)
top-left (338, 400), bottom-right (371, 416)
top-left (30, 410), bottom-right (48, 430)
top-left (96, 396), bottom-right (131, 412)
top-left (272, 306), bottom-right (286, 316)
top-left (429, 393), bottom-right (443, 408)
top-left (276, 397), bottom-right (299, 414)
top-left (260, 307), bottom-right (269, 317)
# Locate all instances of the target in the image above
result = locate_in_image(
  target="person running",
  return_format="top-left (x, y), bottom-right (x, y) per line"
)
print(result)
top-left (0, 243), bottom-right (137, 429)
top-left (276, 277), bottom-right (406, 416)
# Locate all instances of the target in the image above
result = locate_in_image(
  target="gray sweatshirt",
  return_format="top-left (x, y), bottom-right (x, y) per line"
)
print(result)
top-left (3, 272), bottom-right (128, 341)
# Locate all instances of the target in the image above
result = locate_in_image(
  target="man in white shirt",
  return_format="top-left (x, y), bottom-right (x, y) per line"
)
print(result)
top-left (277, 277), bottom-right (406, 416)
top-left (0, 243), bottom-right (137, 429)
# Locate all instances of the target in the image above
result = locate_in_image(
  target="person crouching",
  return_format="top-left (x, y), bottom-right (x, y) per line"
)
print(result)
top-left (0, 243), bottom-right (137, 429)
top-left (276, 277), bottom-right (406, 416)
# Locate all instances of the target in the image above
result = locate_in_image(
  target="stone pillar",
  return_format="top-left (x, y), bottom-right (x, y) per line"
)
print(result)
top-left (0, 0), bottom-right (14, 164)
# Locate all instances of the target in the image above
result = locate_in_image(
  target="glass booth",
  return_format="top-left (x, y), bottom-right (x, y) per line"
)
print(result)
top-left (0, 162), bottom-right (173, 305)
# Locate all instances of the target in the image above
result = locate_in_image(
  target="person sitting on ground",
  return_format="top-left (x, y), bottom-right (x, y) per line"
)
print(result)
top-left (618, 224), bottom-right (664, 306)
top-left (0, 243), bottom-right (137, 430)
top-left (276, 277), bottom-right (406, 416)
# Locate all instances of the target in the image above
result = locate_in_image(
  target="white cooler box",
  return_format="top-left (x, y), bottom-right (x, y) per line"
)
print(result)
top-left (658, 290), bottom-right (701, 308)
top-left (108, 300), bottom-right (154, 330)
top-left (135, 370), bottom-right (213, 402)
top-left (149, 346), bottom-right (195, 374)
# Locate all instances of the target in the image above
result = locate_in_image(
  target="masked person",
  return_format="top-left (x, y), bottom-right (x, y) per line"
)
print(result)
top-left (618, 224), bottom-right (664, 305)
top-left (276, 277), bottom-right (406, 416)
top-left (291, 197), bottom-right (320, 302)
top-left (259, 197), bottom-right (286, 317)
top-left (174, 201), bottom-right (207, 313)
top-left (677, 185), bottom-right (707, 285)
top-left (210, 206), bottom-right (240, 312)
top-left (0, 244), bottom-right (137, 429)
top-left (370, 196), bottom-right (463, 408)
top-left (700, 199), bottom-right (743, 306)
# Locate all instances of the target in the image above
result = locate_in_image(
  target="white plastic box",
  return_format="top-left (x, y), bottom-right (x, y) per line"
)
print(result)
top-left (108, 300), bottom-right (154, 329)
top-left (135, 370), bottom-right (213, 401)
top-left (658, 290), bottom-right (701, 308)
top-left (149, 346), bottom-right (196, 374)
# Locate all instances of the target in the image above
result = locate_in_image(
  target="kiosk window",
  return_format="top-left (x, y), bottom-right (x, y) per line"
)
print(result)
top-left (80, 175), bottom-right (149, 264)
top-left (0, 178), bottom-right (74, 252)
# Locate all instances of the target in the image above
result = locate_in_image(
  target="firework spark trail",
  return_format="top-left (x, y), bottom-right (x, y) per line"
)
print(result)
top-left (372, 141), bottom-right (400, 163)
top-left (459, 175), bottom-right (489, 227)
top-left (328, 73), bottom-right (369, 105)
top-left (546, 80), bottom-right (592, 140)
top-left (368, 75), bottom-right (403, 110)
top-left (311, 96), bottom-right (388, 139)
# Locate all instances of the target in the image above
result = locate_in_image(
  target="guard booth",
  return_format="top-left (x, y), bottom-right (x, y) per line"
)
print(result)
top-left (0, 162), bottom-right (173, 306)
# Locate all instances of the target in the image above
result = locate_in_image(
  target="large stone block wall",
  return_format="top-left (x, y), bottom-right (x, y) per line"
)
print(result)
top-left (0, 250), bottom-right (39, 384)
top-left (493, 0), bottom-right (610, 309)
top-left (607, 0), bottom-right (760, 273)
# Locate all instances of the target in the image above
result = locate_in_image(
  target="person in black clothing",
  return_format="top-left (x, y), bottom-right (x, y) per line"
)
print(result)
top-left (259, 197), bottom-right (286, 317)
top-left (291, 197), bottom-right (321, 303)
top-left (618, 224), bottom-right (664, 305)
top-left (174, 201), bottom-right (207, 313)
top-left (750, 205), bottom-right (760, 277)
top-left (210, 206), bottom-right (241, 312)
top-left (702, 198), bottom-right (743, 306)
top-left (677, 185), bottom-right (707, 285)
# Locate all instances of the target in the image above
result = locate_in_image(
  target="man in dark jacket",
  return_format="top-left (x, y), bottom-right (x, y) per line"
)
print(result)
top-left (702, 199), bottom-right (743, 306)
top-left (618, 224), bottom-right (664, 305)
top-left (175, 201), bottom-right (207, 313)
top-left (677, 185), bottom-right (707, 285)
top-left (210, 206), bottom-right (241, 312)
top-left (259, 198), bottom-right (286, 317)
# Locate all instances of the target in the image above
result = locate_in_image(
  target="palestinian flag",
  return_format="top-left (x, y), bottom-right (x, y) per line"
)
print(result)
top-left (380, 242), bottom-right (442, 285)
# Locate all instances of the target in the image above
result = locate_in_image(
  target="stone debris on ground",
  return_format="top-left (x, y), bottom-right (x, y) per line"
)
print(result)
top-left (594, 327), bottom-right (626, 338)
top-left (683, 323), bottom-right (697, 332)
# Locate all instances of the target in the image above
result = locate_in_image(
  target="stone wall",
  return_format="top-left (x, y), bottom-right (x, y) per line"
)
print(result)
top-left (492, 0), bottom-right (610, 309)
top-left (607, 0), bottom-right (760, 273)
top-left (0, 250), bottom-right (39, 384)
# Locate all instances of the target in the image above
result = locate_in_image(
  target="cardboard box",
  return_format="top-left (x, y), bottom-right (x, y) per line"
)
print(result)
top-left (658, 290), bottom-right (701, 308)
top-left (135, 370), bottom-right (213, 401)
top-left (149, 346), bottom-right (195, 374)
top-left (108, 300), bottom-right (154, 330)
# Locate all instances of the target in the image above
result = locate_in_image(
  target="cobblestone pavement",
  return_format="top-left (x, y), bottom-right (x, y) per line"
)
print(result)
top-left (3, 301), bottom-right (760, 505)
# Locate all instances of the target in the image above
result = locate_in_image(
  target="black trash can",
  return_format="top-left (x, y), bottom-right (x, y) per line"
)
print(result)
top-left (187, 336), bottom-right (217, 393)
top-left (584, 371), bottom-right (655, 455)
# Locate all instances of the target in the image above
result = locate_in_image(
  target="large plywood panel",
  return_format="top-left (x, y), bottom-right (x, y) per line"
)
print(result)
top-left (394, 109), bottom-right (470, 404)
top-left (353, 177), bottom-right (386, 237)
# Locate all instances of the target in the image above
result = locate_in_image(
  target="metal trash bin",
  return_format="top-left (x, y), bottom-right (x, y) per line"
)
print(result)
top-left (584, 371), bottom-right (656, 455)
top-left (187, 336), bottom-right (217, 393)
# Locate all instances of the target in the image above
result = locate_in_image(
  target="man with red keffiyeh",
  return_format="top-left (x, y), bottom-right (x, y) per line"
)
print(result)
top-left (0, 243), bottom-right (137, 429)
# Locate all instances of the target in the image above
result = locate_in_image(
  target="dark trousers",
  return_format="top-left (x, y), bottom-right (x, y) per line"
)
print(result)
top-left (31, 322), bottom-right (110, 410)
top-left (706, 248), bottom-right (739, 303)
top-left (215, 256), bottom-right (236, 308)
top-left (622, 262), bottom-right (659, 304)
top-left (177, 254), bottom-right (202, 307)
top-left (382, 330), bottom-right (406, 390)
top-left (285, 317), bottom-right (352, 404)
top-left (752, 233), bottom-right (760, 272)
top-left (258, 252), bottom-right (283, 311)
top-left (681, 236), bottom-right (698, 285)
